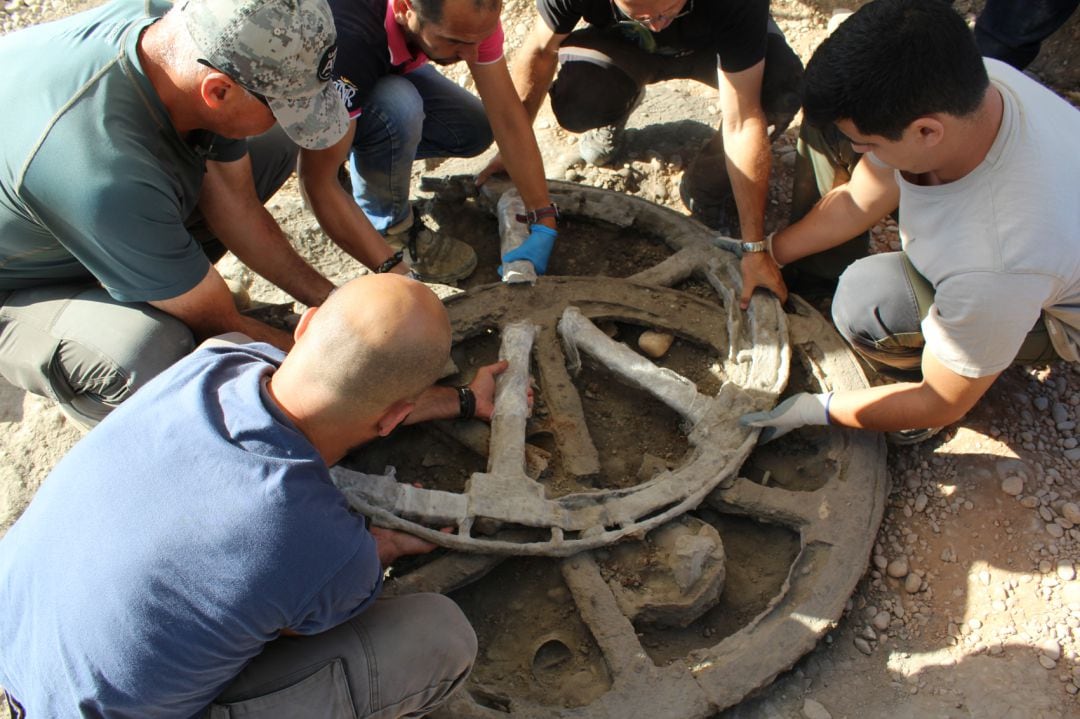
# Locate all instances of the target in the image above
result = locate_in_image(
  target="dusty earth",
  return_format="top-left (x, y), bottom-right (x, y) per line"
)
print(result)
top-left (3, 0), bottom-right (1080, 717)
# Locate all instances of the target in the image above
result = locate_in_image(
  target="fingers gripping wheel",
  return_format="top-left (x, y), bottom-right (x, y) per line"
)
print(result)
top-left (332, 274), bottom-right (790, 556)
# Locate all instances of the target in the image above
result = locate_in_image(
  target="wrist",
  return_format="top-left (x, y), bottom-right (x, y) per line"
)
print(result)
top-left (456, 385), bottom-right (476, 420)
top-left (515, 203), bottom-right (561, 225)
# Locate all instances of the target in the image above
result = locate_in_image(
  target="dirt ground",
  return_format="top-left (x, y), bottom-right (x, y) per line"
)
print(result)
top-left (2, 0), bottom-right (1080, 718)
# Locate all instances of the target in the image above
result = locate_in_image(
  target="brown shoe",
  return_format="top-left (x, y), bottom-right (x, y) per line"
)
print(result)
top-left (388, 207), bottom-right (476, 284)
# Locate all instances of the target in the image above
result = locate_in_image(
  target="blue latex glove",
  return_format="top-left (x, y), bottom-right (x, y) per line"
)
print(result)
top-left (499, 224), bottom-right (558, 276)
top-left (739, 392), bottom-right (833, 444)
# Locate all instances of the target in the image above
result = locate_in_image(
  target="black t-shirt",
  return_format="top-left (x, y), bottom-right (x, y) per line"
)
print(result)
top-left (328, 0), bottom-right (392, 114)
top-left (537, 0), bottom-right (769, 72)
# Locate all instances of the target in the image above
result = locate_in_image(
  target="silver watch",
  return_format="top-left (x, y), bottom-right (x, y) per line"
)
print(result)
top-left (740, 240), bottom-right (767, 254)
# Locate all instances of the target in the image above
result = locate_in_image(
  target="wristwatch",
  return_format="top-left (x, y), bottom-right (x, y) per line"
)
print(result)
top-left (740, 240), bottom-right (767, 254)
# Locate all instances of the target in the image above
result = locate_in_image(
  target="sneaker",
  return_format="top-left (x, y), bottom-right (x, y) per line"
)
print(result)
top-left (886, 426), bottom-right (944, 446)
top-left (579, 124), bottom-right (624, 167)
top-left (388, 207), bottom-right (476, 284)
top-left (679, 137), bottom-right (735, 231)
top-left (578, 90), bottom-right (644, 167)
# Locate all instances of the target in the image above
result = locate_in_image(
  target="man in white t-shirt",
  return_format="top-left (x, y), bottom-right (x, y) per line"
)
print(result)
top-left (740, 0), bottom-right (1080, 443)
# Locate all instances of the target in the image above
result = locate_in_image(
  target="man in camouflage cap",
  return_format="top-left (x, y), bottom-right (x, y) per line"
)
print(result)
top-left (0, 0), bottom-right (353, 429)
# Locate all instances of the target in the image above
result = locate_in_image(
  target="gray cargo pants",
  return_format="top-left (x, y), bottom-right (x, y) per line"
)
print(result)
top-left (206, 593), bottom-right (477, 719)
top-left (831, 252), bottom-right (1060, 380)
top-left (0, 127), bottom-right (297, 428)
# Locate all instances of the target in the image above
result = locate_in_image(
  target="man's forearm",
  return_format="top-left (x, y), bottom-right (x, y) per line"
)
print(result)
top-left (722, 119), bottom-right (771, 243)
top-left (299, 169), bottom-right (399, 271)
top-left (511, 44), bottom-right (559, 123)
top-left (224, 208), bottom-right (336, 307)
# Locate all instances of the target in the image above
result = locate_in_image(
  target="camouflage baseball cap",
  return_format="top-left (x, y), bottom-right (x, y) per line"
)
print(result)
top-left (180, 0), bottom-right (349, 150)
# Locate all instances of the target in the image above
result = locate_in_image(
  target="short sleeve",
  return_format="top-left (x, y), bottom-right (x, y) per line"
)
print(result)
top-left (923, 272), bottom-right (1054, 377)
top-left (537, 0), bottom-right (587, 34)
top-left (289, 522), bottom-right (384, 634)
top-left (712, 0), bottom-right (768, 73)
top-left (475, 22), bottom-right (505, 64)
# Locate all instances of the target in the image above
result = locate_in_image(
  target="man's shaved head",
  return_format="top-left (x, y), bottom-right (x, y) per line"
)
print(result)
top-left (279, 274), bottom-right (452, 423)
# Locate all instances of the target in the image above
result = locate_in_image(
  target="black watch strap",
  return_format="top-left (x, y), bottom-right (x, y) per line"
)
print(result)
top-left (456, 386), bottom-right (476, 420)
top-left (515, 203), bottom-right (561, 225)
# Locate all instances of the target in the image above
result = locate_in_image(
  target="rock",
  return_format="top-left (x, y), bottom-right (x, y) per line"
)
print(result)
top-left (1047, 523), bottom-right (1065, 539)
top-left (853, 637), bottom-right (873, 655)
top-left (1001, 476), bottom-right (1024, 496)
top-left (1065, 448), bottom-right (1080, 462)
top-left (872, 611), bottom-right (891, 631)
top-left (802, 698), bottom-right (832, 719)
top-left (978, 570), bottom-right (991, 586)
top-left (1039, 655), bottom-right (1057, 670)
top-left (914, 493), bottom-right (928, 512)
top-left (1034, 396), bottom-right (1050, 411)
top-left (1021, 496), bottom-right (1040, 509)
top-left (1062, 502), bottom-right (1080, 524)
top-left (887, 557), bottom-right (910, 578)
top-left (1057, 562), bottom-right (1076, 581)
top-left (1052, 402), bottom-right (1070, 423)
top-left (904, 573), bottom-right (922, 594)
top-left (638, 330), bottom-right (674, 358)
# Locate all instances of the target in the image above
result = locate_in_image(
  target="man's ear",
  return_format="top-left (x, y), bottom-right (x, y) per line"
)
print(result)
top-left (376, 399), bottom-right (415, 437)
top-left (293, 306), bottom-right (319, 342)
top-left (199, 72), bottom-right (236, 109)
top-left (912, 116), bottom-right (945, 149)
top-left (391, 0), bottom-right (411, 23)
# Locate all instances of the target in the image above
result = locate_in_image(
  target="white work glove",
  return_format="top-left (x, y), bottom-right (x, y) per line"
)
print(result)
top-left (739, 392), bottom-right (834, 444)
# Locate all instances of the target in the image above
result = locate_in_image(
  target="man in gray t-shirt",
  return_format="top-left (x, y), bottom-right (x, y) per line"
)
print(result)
top-left (0, 0), bottom-right (350, 427)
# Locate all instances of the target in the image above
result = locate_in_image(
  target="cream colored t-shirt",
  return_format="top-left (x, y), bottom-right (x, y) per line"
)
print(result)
top-left (895, 59), bottom-right (1080, 377)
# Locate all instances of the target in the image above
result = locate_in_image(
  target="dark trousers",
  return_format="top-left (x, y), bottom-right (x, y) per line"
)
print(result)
top-left (549, 21), bottom-right (804, 137)
top-left (974, 0), bottom-right (1079, 69)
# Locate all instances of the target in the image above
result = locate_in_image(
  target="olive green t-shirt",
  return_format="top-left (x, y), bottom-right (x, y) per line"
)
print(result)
top-left (0, 0), bottom-right (246, 301)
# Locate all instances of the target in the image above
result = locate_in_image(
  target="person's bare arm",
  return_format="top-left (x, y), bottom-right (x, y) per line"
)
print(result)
top-left (369, 525), bottom-right (440, 566)
top-left (150, 264), bottom-right (294, 350)
top-left (476, 21), bottom-right (567, 184)
top-left (298, 124), bottom-right (409, 274)
top-left (716, 60), bottom-right (784, 308)
top-left (200, 154), bottom-right (335, 307)
top-left (771, 154), bottom-right (900, 265)
top-left (402, 360), bottom-right (516, 425)
top-left (827, 350), bottom-right (1000, 431)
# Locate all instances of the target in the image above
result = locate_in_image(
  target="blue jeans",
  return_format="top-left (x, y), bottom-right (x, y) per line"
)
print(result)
top-left (349, 65), bottom-right (494, 232)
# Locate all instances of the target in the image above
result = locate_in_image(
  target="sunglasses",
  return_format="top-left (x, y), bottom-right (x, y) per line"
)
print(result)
top-left (196, 59), bottom-right (271, 108)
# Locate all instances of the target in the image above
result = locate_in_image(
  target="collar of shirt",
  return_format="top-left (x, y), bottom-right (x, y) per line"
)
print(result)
top-left (384, 0), bottom-right (429, 73)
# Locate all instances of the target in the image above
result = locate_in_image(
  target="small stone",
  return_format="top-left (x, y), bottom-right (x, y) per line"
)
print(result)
top-left (872, 611), bottom-right (891, 631)
top-left (1057, 562), bottom-right (1076, 581)
top-left (802, 698), bottom-right (832, 719)
top-left (1021, 496), bottom-right (1040, 509)
top-left (638, 330), bottom-right (674, 358)
top-left (887, 557), bottom-right (910, 579)
top-left (904, 573), bottom-right (922, 593)
top-left (1034, 396), bottom-right (1050, 411)
top-left (1046, 523), bottom-right (1065, 539)
top-left (1062, 503), bottom-right (1080, 525)
top-left (914, 493), bottom-right (928, 512)
top-left (1039, 655), bottom-right (1058, 670)
top-left (978, 570), bottom-right (991, 586)
top-left (1001, 476), bottom-right (1024, 496)
top-left (968, 618), bottom-right (982, 631)
top-left (854, 637), bottom-right (873, 655)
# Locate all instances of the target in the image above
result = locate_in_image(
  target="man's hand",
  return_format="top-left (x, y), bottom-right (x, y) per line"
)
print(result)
top-left (468, 359), bottom-right (535, 421)
top-left (369, 525), bottom-right (440, 567)
top-left (739, 392), bottom-right (832, 443)
top-left (500, 224), bottom-right (558, 275)
top-left (476, 152), bottom-right (506, 186)
top-left (739, 252), bottom-right (788, 309)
